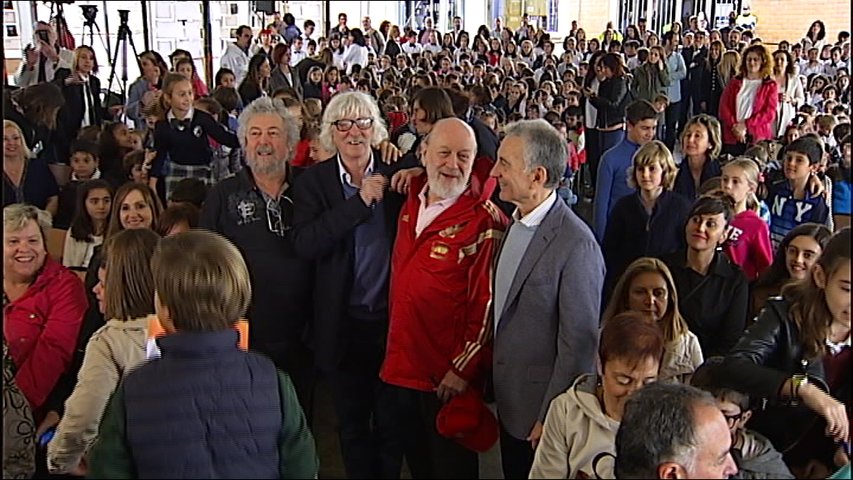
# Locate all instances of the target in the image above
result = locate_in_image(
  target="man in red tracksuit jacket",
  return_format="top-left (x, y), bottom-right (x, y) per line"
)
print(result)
top-left (380, 118), bottom-right (508, 478)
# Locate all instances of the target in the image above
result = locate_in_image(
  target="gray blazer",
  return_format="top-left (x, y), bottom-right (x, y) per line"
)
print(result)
top-left (492, 197), bottom-right (605, 440)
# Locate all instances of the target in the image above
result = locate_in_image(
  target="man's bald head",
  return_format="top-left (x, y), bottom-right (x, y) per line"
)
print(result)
top-left (427, 117), bottom-right (477, 151)
top-left (423, 118), bottom-right (478, 201)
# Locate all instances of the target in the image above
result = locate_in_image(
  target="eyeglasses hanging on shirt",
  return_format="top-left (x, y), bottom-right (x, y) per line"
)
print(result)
top-left (265, 195), bottom-right (294, 237)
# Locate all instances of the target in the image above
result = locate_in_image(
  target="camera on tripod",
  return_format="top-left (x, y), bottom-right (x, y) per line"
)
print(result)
top-left (80, 4), bottom-right (97, 25)
top-left (118, 9), bottom-right (130, 24)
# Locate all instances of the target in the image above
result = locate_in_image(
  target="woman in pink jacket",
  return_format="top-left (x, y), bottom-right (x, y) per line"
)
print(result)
top-left (719, 44), bottom-right (779, 156)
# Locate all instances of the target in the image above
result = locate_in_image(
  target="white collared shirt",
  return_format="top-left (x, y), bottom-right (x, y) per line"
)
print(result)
top-left (166, 106), bottom-right (194, 122)
top-left (826, 333), bottom-right (851, 355)
top-left (336, 152), bottom-right (375, 189)
top-left (415, 184), bottom-right (461, 237)
top-left (71, 168), bottom-right (101, 182)
top-left (512, 191), bottom-right (557, 227)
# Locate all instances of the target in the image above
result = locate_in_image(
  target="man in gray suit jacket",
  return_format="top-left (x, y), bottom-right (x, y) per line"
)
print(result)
top-left (489, 119), bottom-right (605, 479)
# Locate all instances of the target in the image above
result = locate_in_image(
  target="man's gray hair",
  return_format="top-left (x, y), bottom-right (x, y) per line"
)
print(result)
top-left (4, 203), bottom-right (52, 238)
top-left (320, 91), bottom-right (389, 153)
top-left (237, 97), bottom-right (300, 163)
top-left (614, 382), bottom-right (717, 479)
top-left (502, 119), bottom-right (567, 189)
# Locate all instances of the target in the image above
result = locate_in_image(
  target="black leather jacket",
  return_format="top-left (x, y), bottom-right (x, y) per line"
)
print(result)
top-left (721, 298), bottom-right (849, 452)
top-left (589, 75), bottom-right (628, 129)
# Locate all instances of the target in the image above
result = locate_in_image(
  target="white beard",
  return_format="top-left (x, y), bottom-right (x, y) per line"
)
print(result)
top-left (427, 173), bottom-right (468, 200)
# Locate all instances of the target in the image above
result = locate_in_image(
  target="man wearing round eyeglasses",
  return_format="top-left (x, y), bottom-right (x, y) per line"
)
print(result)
top-left (221, 25), bottom-right (253, 84)
top-left (200, 97), bottom-right (315, 423)
top-left (291, 91), bottom-right (419, 478)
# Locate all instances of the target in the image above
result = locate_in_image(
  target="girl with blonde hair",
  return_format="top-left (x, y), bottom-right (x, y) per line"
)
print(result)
top-left (602, 257), bottom-right (702, 383)
top-left (720, 158), bottom-right (774, 280)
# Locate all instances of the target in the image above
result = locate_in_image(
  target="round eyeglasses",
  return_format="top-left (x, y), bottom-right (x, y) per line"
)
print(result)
top-left (331, 117), bottom-right (374, 132)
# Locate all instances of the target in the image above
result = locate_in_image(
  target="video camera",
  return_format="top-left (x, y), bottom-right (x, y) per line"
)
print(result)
top-left (80, 4), bottom-right (97, 24)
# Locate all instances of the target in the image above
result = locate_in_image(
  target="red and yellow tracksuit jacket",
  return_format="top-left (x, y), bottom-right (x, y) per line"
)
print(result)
top-left (380, 159), bottom-right (508, 392)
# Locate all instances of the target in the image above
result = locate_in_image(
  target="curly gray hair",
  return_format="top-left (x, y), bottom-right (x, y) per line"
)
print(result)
top-left (237, 97), bottom-right (300, 164)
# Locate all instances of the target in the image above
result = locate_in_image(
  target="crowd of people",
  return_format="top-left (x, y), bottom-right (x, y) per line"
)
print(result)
top-left (2, 7), bottom-right (851, 480)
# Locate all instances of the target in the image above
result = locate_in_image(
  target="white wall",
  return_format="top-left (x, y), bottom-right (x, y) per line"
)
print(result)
top-left (463, 0), bottom-right (490, 34)
top-left (327, 1), bottom-right (402, 30)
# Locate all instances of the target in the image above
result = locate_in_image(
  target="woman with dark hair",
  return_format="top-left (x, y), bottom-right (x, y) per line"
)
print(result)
top-left (342, 28), bottom-right (368, 75)
top-left (586, 53), bottom-right (629, 158)
top-left (476, 24), bottom-right (490, 39)
top-left (631, 45), bottom-right (670, 103)
top-left (156, 203), bottom-right (199, 237)
top-left (487, 37), bottom-right (503, 66)
top-left (400, 87), bottom-right (455, 165)
top-left (268, 43), bottom-right (300, 96)
top-left (472, 35), bottom-right (490, 64)
top-left (4, 82), bottom-right (65, 166)
top-left (174, 57), bottom-right (208, 99)
top-left (805, 20), bottom-right (827, 51)
top-left (772, 49), bottom-right (805, 138)
top-left (63, 179), bottom-right (113, 270)
top-left (379, 20), bottom-right (391, 44)
top-left (662, 195), bottom-right (749, 357)
top-left (582, 50), bottom-right (607, 192)
top-left (98, 121), bottom-right (136, 187)
top-left (238, 53), bottom-right (271, 105)
top-left (750, 223), bottom-right (833, 320)
top-left (721, 228), bottom-right (850, 477)
top-left (441, 32), bottom-right (457, 53)
top-left (329, 34), bottom-right (346, 70)
top-left (703, 40), bottom-right (727, 118)
top-left (719, 44), bottom-right (779, 155)
top-left (625, 24), bottom-right (642, 46)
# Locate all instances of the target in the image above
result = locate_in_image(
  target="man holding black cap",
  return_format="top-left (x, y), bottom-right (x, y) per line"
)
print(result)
top-left (381, 118), bottom-right (507, 478)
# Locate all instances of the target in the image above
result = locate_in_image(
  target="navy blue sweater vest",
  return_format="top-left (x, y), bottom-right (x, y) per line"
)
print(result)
top-left (122, 330), bottom-right (281, 478)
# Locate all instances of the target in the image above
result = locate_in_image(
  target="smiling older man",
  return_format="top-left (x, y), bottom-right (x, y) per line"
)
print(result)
top-left (380, 117), bottom-right (508, 478)
top-left (199, 97), bottom-right (315, 424)
top-left (291, 91), bottom-right (418, 478)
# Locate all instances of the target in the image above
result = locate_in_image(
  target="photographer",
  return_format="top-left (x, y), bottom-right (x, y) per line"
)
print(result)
top-left (15, 21), bottom-right (74, 88)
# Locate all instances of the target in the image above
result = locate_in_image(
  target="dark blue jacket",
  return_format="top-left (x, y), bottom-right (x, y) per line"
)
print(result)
top-left (673, 157), bottom-right (722, 202)
top-left (88, 329), bottom-right (318, 479)
top-left (602, 190), bottom-right (692, 295)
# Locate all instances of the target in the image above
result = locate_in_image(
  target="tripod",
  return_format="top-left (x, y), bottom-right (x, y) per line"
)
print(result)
top-left (47, 1), bottom-right (71, 50)
top-left (80, 5), bottom-right (111, 60)
top-left (105, 10), bottom-right (141, 117)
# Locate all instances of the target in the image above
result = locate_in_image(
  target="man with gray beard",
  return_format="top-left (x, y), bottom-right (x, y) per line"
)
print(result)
top-left (380, 118), bottom-right (508, 478)
top-left (199, 97), bottom-right (316, 423)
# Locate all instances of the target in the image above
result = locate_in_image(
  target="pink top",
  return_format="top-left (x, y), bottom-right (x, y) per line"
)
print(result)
top-left (724, 209), bottom-right (773, 281)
